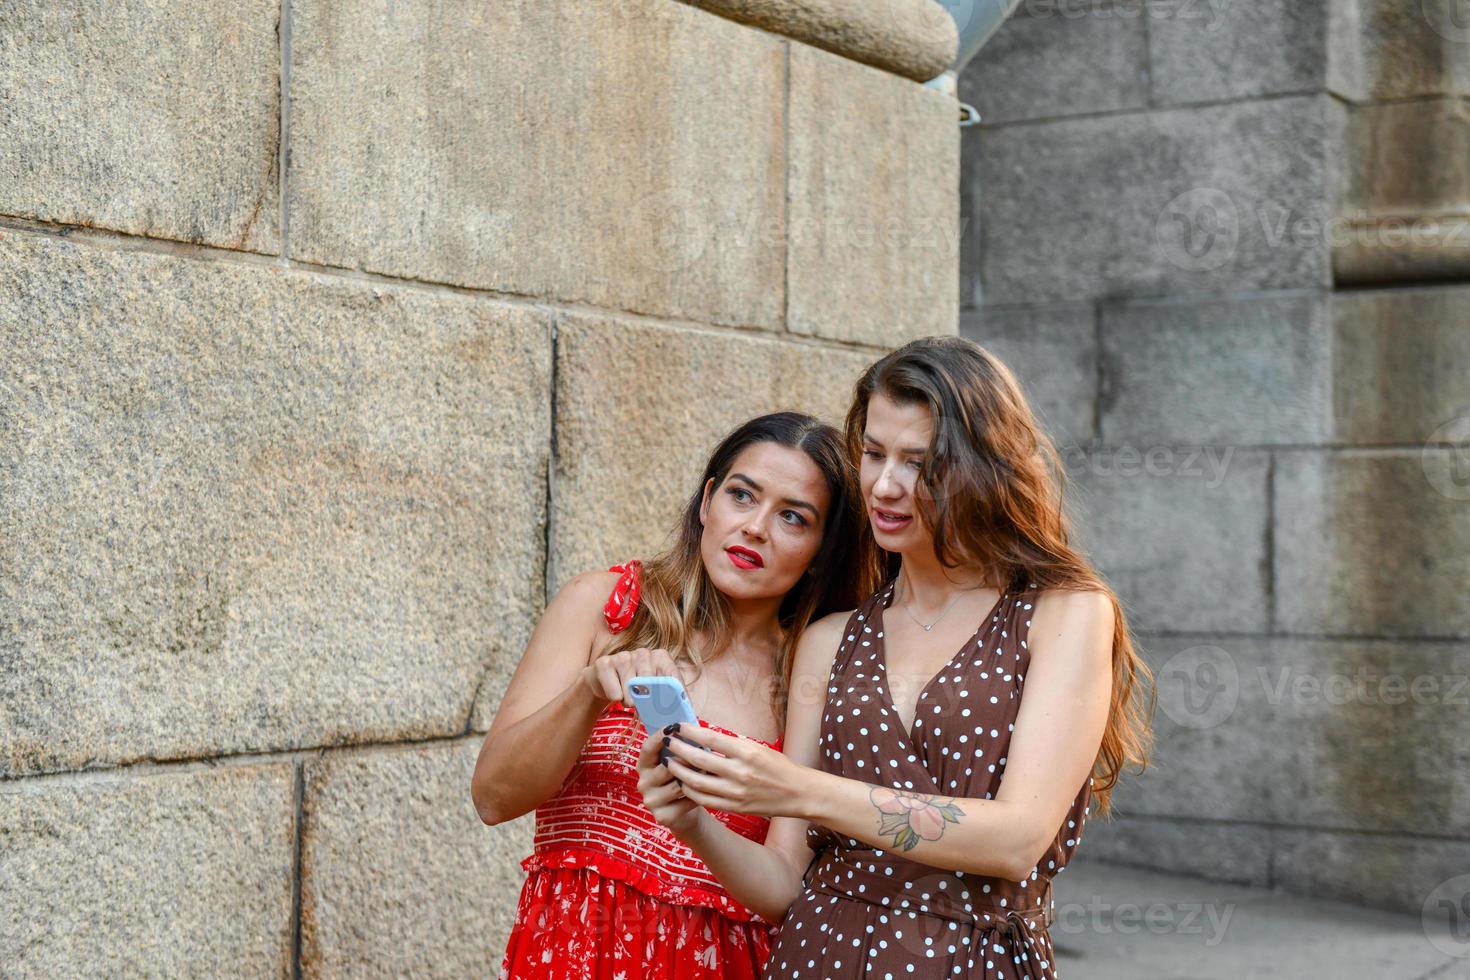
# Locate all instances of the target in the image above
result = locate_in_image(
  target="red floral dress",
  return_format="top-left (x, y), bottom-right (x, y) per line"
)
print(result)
top-left (498, 563), bottom-right (781, 979)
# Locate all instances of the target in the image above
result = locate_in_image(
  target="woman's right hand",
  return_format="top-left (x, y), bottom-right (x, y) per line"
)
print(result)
top-left (578, 647), bottom-right (682, 708)
top-left (637, 731), bottom-right (706, 839)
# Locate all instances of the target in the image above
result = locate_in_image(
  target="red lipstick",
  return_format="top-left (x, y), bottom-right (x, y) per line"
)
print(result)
top-left (726, 546), bottom-right (764, 570)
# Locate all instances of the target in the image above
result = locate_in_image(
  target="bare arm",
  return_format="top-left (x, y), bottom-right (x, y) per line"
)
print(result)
top-left (663, 590), bottom-right (1114, 882)
top-left (635, 610), bottom-right (848, 922)
top-left (472, 570), bottom-right (680, 826)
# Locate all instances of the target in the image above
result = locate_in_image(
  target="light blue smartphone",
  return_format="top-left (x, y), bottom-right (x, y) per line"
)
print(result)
top-left (627, 675), bottom-right (709, 767)
top-left (627, 675), bottom-right (698, 733)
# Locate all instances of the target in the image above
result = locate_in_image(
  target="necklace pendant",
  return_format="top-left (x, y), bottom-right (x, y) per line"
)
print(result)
top-left (922, 624), bottom-right (933, 632)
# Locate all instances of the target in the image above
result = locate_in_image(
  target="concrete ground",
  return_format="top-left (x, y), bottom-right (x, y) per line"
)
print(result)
top-left (1050, 861), bottom-right (1470, 979)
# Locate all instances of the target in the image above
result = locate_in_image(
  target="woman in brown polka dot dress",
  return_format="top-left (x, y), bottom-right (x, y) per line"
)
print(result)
top-left (636, 337), bottom-right (1153, 979)
top-left (768, 581), bottom-right (1085, 979)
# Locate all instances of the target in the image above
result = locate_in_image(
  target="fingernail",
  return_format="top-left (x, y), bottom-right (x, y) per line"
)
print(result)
top-left (670, 723), bottom-right (682, 732)
top-left (662, 724), bottom-right (676, 735)
top-left (661, 736), bottom-right (670, 747)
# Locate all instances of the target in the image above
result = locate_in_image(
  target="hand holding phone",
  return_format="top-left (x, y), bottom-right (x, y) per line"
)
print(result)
top-left (582, 648), bottom-right (682, 708)
top-left (627, 675), bottom-right (711, 769)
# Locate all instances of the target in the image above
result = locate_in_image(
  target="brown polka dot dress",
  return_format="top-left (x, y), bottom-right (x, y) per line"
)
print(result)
top-left (765, 581), bottom-right (1091, 980)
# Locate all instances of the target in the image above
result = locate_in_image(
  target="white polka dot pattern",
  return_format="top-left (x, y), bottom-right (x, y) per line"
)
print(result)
top-left (769, 583), bottom-right (1091, 980)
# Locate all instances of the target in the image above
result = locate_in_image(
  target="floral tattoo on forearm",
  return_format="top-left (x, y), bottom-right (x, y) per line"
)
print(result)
top-left (870, 786), bottom-right (965, 852)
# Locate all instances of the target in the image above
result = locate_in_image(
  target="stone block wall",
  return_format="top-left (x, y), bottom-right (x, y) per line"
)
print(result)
top-left (0, 1), bottom-right (959, 974)
top-left (960, 0), bottom-right (1470, 916)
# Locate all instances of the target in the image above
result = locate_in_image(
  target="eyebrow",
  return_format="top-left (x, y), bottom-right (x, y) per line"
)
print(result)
top-left (728, 472), bottom-right (820, 517)
top-left (862, 433), bottom-right (929, 456)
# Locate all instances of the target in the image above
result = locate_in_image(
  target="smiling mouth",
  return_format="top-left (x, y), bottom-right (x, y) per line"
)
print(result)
top-left (872, 508), bottom-right (913, 532)
top-left (726, 546), bottom-right (764, 570)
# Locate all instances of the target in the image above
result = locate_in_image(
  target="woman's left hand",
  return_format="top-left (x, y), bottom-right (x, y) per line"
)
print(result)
top-left (662, 723), bottom-right (808, 819)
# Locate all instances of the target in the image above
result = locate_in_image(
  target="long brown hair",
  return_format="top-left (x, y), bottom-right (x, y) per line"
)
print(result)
top-left (604, 412), bottom-right (878, 723)
top-left (846, 336), bottom-right (1153, 813)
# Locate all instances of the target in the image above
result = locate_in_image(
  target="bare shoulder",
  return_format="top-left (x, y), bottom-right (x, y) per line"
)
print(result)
top-left (785, 608), bottom-right (855, 728)
top-left (554, 568), bottom-right (622, 608)
top-left (542, 568), bottom-right (623, 636)
top-left (807, 609), bottom-right (854, 645)
top-left (791, 609), bottom-right (853, 677)
top-left (1033, 587), bottom-right (1114, 621)
top-left (1030, 588), bottom-right (1115, 653)
top-left (491, 568), bottom-right (626, 732)
top-left (802, 609), bottom-right (855, 655)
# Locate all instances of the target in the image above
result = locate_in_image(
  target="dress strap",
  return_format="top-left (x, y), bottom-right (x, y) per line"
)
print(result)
top-left (604, 560), bottom-right (642, 634)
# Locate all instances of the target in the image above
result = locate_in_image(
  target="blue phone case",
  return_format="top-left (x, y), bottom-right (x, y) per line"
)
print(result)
top-left (627, 675), bottom-right (708, 768)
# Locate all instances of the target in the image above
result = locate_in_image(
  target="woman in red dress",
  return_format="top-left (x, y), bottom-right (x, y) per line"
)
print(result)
top-left (474, 412), bottom-right (878, 978)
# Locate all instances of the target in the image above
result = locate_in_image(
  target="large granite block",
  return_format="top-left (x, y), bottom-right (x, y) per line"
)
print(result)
top-left (1147, 0), bottom-right (1330, 105)
top-left (300, 741), bottom-right (534, 979)
top-left (1272, 828), bottom-right (1470, 917)
top-left (959, 304), bottom-right (1097, 447)
top-left (1098, 294), bottom-right (1332, 446)
top-left (974, 97), bottom-right (1334, 304)
top-left (958, 5), bottom-right (1149, 125)
top-left (0, 0), bottom-right (280, 252)
top-left (1333, 99), bottom-right (1470, 285)
top-left (550, 316), bottom-right (874, 589)
top-left (1274, 451), bottom-right (1470, 637)
top-left (1125, 634), bottom-right (1470, 836)
top-left (787, 43), bottom-right (959, 345)
top-left (0, 230), bottom-right (550, 777)
top-left (289, 0), bottom-right (785, 329)
top-left (470, 315), bottom-right (873, 730)
top-left (1346, 0), bottom-right (1470, 100)
top-left (1078, 813), bottom-right (1272, 888)
top-left (1126, 635), bottom-right (1279, 826)
top-left (678, 0), bottom-right (958, 81)
top-left (1341, 99), bottom-right (1470, 216)
top-left (0, 764), bottom-right (294, 977)
top-left (1065, 451), bottom-right (1270, 633)
top-left (1332, 286), bottom-right (1470, 444)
